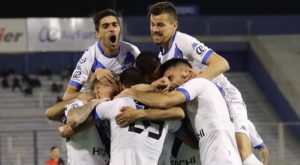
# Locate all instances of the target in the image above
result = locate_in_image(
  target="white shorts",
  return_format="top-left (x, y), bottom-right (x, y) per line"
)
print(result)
top-left (199, 129), bottom-right (242, 165)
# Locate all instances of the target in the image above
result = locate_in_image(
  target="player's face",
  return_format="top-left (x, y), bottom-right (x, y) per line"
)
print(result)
top-left (93, 81), bottom-right (120, 99)
top-left (96, 16), bottom-right (121, 52)
top-left (51, 148), bottom-right (60, 158)
top-left (150, 13), bottom-right (177, 46)
top-left (163, 66), bottom-right (187, 90)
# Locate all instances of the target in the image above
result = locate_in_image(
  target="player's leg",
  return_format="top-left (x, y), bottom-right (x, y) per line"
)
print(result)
top-left (230, 102), bottom-right (263, 165)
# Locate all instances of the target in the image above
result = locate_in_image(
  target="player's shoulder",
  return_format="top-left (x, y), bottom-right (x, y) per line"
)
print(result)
top-left (187, 77), bottom-right (211, 84)
top-left (176, 31), bottom-right (198, 42)
top-left (120, 41), bottom-right (140, 53)
top-left (102, 97), bottom-right (135, 107)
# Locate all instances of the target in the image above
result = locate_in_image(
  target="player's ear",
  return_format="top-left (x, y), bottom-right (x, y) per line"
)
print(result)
top-left (182, 67), bottom-right (191, 78)
top-left (95, 31), bottom-right (101, 40)
top-left (173, 20), bottom-right (178, 30)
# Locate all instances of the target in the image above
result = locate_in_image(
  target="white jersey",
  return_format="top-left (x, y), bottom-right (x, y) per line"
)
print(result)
top-left (158, 119), bottom-right (200, 165)
top-left (69, 41), bottom-right (140, 90)
top-left (158, 31), bottom-right (243, 103)
top-left (159, 31), bottom-right (248, 136)
top-left (247, 120), bottom-right (265, 150)
top-left (177, 78), bottom-right (242, 165)
top-left (95, 97), bottom-right (181, 165)
top-left (64, 100), bottom-right (110, 165)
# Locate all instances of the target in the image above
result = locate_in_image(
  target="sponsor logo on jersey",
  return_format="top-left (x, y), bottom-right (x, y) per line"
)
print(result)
top-left (196, 45), bottom-right (205, 55)
top-left (73, 71), bottom-right (81, 78)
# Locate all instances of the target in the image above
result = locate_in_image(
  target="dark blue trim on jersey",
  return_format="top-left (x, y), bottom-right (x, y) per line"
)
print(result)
top-left (95, 121), bottom-right (111, 157)
top-left (69, 80), bottom-right (82, 90)
top-left (174, 44), bottom-right (183, 59)
top-left (254, 143), bottom-right (266, 150)
top-left (215, 84), bottom-right (225, 96)
top-left (174, 124), bottom-right (184, 135)
top-left (92, 58), bottom-right (106, 72)
top-left (201, 49), bottom-right (213, 64)
top-left (176, 88), bottom-right (190, 101)
top-left (161, 31), bottom-right (178, 56)
top-left (92, 109), bottom-right (101, 121)
top-left (97, 41), bottom-right (118, 58)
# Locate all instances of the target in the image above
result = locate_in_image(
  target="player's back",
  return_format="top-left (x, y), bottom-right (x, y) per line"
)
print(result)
top-left (95, 97), bottom-right (170, 165)
top-left (181, 78), bottom-right (232, 132)
top-left (64, 100), bottom-right (110, 165)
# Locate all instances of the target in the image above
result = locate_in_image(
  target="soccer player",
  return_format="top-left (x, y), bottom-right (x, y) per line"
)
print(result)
top-left (134, 51), bottom-right (200, 165)
top-left (147, 2), bottom-right (261, 164)
top-left (45, 77), bottom-right (119, 165)
top-left (118, 59), bottom-right (243, 165)
top-left (63, 9), bottom-right (140, 100)
top-left (68, 68), bottom-right (189, 165)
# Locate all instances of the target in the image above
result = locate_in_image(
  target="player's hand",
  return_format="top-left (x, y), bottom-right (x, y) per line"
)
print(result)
top-left (259, 147), bottom-right (269, 165)
top-left (95, 68), bottom-right (117, 86)
top-left (131, 84), bottom-right (155, 92)
top-left (151, 77), bottom-right (171, 92)
top-left (115, 106), bottom-right (139, 127)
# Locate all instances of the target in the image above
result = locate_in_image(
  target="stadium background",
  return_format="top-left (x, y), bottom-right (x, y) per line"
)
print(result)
top-left (0, 0), bottom-right (300, 164)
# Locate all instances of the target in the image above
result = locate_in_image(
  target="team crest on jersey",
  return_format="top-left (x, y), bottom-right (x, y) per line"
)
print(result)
top-left (196, 45), bottom-right (205, 56)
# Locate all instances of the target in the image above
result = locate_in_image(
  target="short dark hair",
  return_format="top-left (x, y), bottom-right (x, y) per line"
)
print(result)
top-left (93, 9), bottom-right (119, 31)
top-left (119, 68), bottom-right (146, 88)
top-left (50, 146), bottom-right (58, 151)
top-left (135, 51), bottom-right (161, 75)
top-left (148, 1), bottom-right (177, 20)
top-left (160, 58), bottom-right (192, 74)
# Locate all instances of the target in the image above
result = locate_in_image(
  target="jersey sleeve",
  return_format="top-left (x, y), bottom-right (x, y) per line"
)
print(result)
top-left (68, 49), bottom-right (95, 90)
top-left (64, 99), bottom-right (85, 116)
top-left (167, 120), bottom-right (183, 134)
top-left (176, 78), bottom-right (205, 102)
top-left (248, 120), bottom-right (265, 149)
top-left (131, 44), bottom-right (141, 59)
top-left (95, 97), bottom-right (136, 120)
top-left (178, 33), bottom-right (213, 65)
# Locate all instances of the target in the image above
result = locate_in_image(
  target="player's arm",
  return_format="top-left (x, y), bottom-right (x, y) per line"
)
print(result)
top-left (63, 85), bottom-right (80, 101)
top-left (44, 99), bottom-right (74, 121)
top-left (67, 98), bottom-right (108, 127)
top-left (63, 51), bottom-right (94, 100)
top-left (58, 116), bottom-right (94, 138)
top-left (115, 106), bottom-right (185, 127)
top-left (117, 89), bottom-right (186, 109)
top-left (183, 38), bottom-right (230, 80)
top-left (197, 52), bottom-right (230, 80)
top-left (257, 145), bottom-right (269, 165)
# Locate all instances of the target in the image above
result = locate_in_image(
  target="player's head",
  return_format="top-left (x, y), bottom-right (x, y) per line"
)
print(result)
top-left (135, 51), bottom-right (161, 83)
top-left (50, 146), bottom-right (60, 159)
top-left (160, 58), bottom-right (192, 89)
top-left (91, 74), bottom-right (120, 99)
top-left (119, 67), bottom-right (146, 89)
top-left (148, 1), bottom-right (178, 46)
top-left (93, 9), bottom-right (121, 52)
